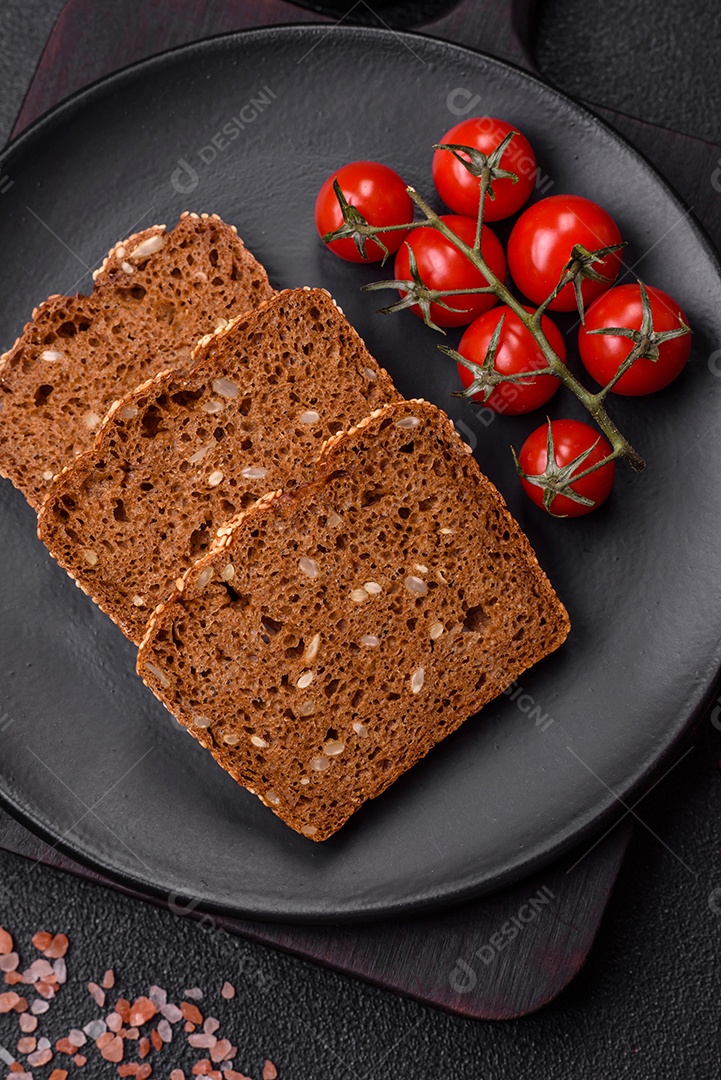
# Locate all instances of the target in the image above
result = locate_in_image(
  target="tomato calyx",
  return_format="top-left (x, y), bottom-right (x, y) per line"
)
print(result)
top-left (546, 240), bottom-right (627, 322)
top-left (432, 131), bottom-right (519, 203)
top-left (512, 419), bottom-right (611, 516)
top-left (362, 240), bottom-right (494, 333)
top-left (586, 280), bottom-right (691, 388)
top-left (440, 314), bottom-right (554, 403)
top-left (321, 179), bottom-right (393, 262)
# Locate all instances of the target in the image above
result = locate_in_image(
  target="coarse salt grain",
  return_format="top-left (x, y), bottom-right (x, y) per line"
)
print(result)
top-left (161, 1003), bottom-right (182, 1023)
top-left (19, 1014), bottom-right (37, 1032)
top-left (188, 1033), bottom-right (216, 1048)
top-left (0, 952), bottom-right (18, 972)
top-left (32, 1000), bottom-right (50, 1015)
top-left (132, 595), bottom-right (146, 607)
top-left (82, 1019), bottom-right (105, 1038)
top-left (221, 982), bottom-right (235, 1000)
top-left (67, 1030), bottom-right (86, 1047)
top-left (411, 667), bottom-right (425, 694)
top-left (148, 984), bottom-right (166, 1005)
top-left (405, 575), bottom-right (427, 596)
top-left (208, 470), bottom-right (224, 487)
top-left (157, 1019), bottom-right (172, 1043)
top-left (299, 556), bottom-right (318, 578)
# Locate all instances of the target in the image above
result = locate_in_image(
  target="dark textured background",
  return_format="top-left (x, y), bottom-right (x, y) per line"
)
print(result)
top-left (1, 2), bottom-right (721, 1077)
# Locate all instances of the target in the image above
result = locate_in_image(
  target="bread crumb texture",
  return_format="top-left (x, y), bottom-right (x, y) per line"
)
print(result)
top-left (137, 399), bottom-right (570, 841)
top-left (37, 289), bottom-right (400, 642)
top-left (0, 213), bottom-right (273, 508)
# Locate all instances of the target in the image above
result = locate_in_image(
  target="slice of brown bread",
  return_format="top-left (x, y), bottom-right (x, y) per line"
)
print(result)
top-left (0, 212), bottom-right (274, 509)
top-left (136, 398), bottom-right (570, 842)
top-left (37, 288), bottom-right (401, 643)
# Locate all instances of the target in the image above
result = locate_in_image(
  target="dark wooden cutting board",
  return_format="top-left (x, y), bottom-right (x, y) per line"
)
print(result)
top-left (2, 0), bottom-right (718, 1019)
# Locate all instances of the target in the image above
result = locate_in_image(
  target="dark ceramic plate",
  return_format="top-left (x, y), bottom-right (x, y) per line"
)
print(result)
top-left (0, 26), bottom-right (719, 922)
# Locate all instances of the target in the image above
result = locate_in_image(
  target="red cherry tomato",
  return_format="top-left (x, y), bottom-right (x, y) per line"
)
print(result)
top-left (433, 116), bottom-right (536, 221)
top-left (518, 419), bottom-right (615, 517)
top-left (315, 161), bottom-right (413, 263)
top-left (507, 195), bottom-right (623, 311)
top-left (393, 215), bottom-right (505, 328)
top-left (578, 284), bottom-right (690, 396)
top-left (457, 305), bottom-right (566, 414)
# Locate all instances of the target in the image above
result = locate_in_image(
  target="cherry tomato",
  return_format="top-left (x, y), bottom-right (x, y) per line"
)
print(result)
top-left (507, 195), bottom-right (623, 311)
top-left (457, 305), bottom-right (566, 414)
top-left (315, 161), bottom-right (413, 263)
top-left (518, 419), bottom-right (615, 517)
top-left (578, 284), bottom-right (690, 396)
top-left (433, 117), bottom-right (536, 221)
top-left (393, 215), bottom-right (505, 328)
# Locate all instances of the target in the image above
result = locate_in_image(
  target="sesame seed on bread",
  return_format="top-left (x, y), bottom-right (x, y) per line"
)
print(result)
top-left (0, 212), bottom-right (274, 509)
top-left (136, 398), bottom-right (570, 842)
top-left (37, 288), bottom-right (401, 643)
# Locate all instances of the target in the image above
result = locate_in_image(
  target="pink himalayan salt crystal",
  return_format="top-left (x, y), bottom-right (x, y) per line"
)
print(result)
top-left (161, 1003), bottom-right (183, 1023)
top-left (19, 1014), bottom-right (38, 1032)
top-left (0, 952), bottom-right (19, 972)
top-left (221, 982), bottom-right (235, 1000)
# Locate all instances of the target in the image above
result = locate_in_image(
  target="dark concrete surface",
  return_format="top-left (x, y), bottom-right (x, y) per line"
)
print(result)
top-left (1, 2), bottom-right (721, 1077)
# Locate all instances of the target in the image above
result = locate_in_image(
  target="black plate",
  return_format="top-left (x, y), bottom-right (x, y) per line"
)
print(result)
top-left (1, 26), bottom-right (720, 922)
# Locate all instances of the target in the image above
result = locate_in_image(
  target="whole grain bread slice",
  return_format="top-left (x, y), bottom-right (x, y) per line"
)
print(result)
top-left (136, 398), bottom-right (570, 842)
top-left (37, 288), bottom-right (401, 643)
top-left (0, 212), bottom-right (274, 509)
